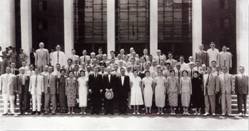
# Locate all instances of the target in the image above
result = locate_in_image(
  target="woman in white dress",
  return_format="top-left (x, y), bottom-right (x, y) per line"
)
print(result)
top-left (142, 71), bottom-right (153, 114)
top-left (77, 70), bottom-right (89, 114)
top-left (180, 70), bottom-right (192, 115)
top-left (154, 69), bottom-right (167, 115)
top-left (130, 69), bottom-right (143, 114)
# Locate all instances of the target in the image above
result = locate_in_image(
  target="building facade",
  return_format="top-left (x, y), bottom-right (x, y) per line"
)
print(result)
top-left (0, 0), bottom-right (248, 74)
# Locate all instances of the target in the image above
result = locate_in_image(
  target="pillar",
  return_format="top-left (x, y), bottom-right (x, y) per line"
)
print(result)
top-left (150, 0), bottom-right (158, 56)
top-left (107, 0), bottom-right (115, 56)
top-left (192, 0), bottom-right (202, 58)
top-left (21, 0), bottom-right (32, 64)
top-left (0, 0), bottom-right (15, 49)
top-left (64, 0), bottom-right (74, 56)
top-left (236, 0), bottom-right (249, 74)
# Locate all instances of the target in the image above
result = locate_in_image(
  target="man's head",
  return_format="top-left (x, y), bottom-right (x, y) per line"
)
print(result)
top-left (239, 66), bottom-right (245, 74)
top-left (5, 67), bottom-right (11, 74)
top-left (222, 66), bottom-right (228, 73)
top-left (56, 45), bottom-right (61, 51)
top-left (222, 45), bottom-right (227, 52)
top-left (39, 42), bottom-right (45, 48)
top-left (120, 67), bottom-right (126, 76)
top-left (48, 66), bottom-right (53, 73)
top-left (210, 42), bottom-right (215, 49)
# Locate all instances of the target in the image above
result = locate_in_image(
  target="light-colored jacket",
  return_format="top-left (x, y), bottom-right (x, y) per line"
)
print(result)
top-left (29, 74), bottom-right (44, 95)
top-left (203, 73), bottom-right (219, 95)
top-left (0, 73), bottom-right (16, 95)
top-left (218, 73), bottom-right (234, 94)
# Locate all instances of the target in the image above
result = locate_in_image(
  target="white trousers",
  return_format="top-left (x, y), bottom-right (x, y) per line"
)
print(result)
top-left (32, 94), bottom-right (41, 112)
top-left (2, 94), bottom-right (15, 114)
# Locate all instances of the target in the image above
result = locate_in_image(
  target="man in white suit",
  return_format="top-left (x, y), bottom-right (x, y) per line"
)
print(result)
top-left (29, 68), bottom-right (44, 115)
top-left (50, 45), bottom-right (66, 68)
top-left (218, 66), bottom-right (234, 116)
top-left (0, 67), bottom-right (17, 115)
top-left (207, 42), bottom-right (219, 66)
top-left (35, 42), bottom-right (50, 71)
top-left (218, 45), bottom-right (232, 71)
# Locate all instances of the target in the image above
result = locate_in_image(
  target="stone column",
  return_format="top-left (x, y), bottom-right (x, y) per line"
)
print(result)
top-left (150, 0), bottom-right (158, 56)
top-left (21, 0), bottom-right (32, 64)
top-left (0, 0), bottom-right (15, 49)
top-left (192, 0), bottom-right (202, 58)
top-left (107, 0), bottom-right (115, 56)
top-left (64, 0), bottom-right (74, 56)
top-left (236, 0), bottom-right (249, 74)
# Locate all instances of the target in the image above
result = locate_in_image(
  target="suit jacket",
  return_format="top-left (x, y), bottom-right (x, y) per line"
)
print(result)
top-left (35, 48), bottom-right (49, 66)
top-left (103, 74), bottom-right (116, 91)
top-left (44, 73), bottom-right (57, 94)
top-left (218, 73), bottom-right (234, 94)
top-left (218, 51), bottom-right (232, 69)
top-left (29, 74), bottom-right (44, 95)
top-left (88, 74), bottom-right (103, 95)
top-left (116, 75), bottom-right (130, 99)
top-left (16, 74), bottom-right (29, 94)
top-left (203, 73), bottom-right (219, 95)
top-left (235, 74), bottom-right (249, 95)
top-left (50, 51), bottom-right (67, 67)
top-left (195, 51), bottom-right (209, 66)
top-left (0, 73), bottom-right (17, 95)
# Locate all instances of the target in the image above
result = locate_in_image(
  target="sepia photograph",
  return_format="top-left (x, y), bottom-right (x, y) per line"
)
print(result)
top-left (0, 0), bottom-right (248, 130)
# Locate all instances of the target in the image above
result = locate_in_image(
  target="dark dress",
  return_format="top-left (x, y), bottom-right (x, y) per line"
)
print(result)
top-left (58, 75), bottom-right (67, 110)
top-left (191, 76), bottom-right (204, 108)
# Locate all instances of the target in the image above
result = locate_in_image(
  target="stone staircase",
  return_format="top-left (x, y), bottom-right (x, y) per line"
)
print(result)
top-left (0, 94), bottom-right (248, 115)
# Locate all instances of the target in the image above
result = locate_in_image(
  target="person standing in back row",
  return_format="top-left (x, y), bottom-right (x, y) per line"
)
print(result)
top-left (35, 42), bottom-right (49, 71)
top-left (235, 66), bottom-right (249, 116)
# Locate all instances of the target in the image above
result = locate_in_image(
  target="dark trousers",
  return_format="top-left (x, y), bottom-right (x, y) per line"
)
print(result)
top-left (41, 93), bottom-right (45, 112)
top-left (177, 94), bottom-right (183, 113)
top-left (118, 97), bottom-right (128, 114)
top-left (104, 99), bottom-right (114, 114)
top-left (58, 93), bottom-right (67, 112)
top-left (91, 93), bottom-right (102, 114)
top-left (237, 94), bottom-right (247, 114)
top-left (19, 87), bottom-right (31, 113)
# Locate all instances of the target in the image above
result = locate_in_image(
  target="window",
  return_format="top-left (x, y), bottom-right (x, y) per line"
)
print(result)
top-left (74, 0), bottom-right (107, 53)
top-left (158, 0), bottom-right (192, 42)
top-left (116, 0), bottom-right (150, 43)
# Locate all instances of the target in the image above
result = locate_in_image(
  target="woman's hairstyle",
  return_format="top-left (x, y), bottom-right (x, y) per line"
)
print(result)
top-left (182, 70), bottom-right (188, 75)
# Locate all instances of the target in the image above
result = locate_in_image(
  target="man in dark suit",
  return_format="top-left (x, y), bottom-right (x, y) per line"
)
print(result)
top-left (17, 68), bottom-right (30, 114)
top-left (235, 66), bottom-right (249, 116)
top-left (103, 67), bottom-right (116, 115)
top-left (116, 67), bottom-right (130, 114)
top-left (88, 66), bottom-right (103, 114)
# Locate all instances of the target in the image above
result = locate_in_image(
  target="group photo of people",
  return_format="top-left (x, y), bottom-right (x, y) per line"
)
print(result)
top-left (0, 41), bottom-right (248, 117)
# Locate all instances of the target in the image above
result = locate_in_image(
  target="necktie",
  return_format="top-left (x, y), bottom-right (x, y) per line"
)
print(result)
top-left (57, 51), bottom-right (59, 64)
top-left (206, 74), bottom-right (210, 93)
top-left (35, 75), bottom-right (38, 88)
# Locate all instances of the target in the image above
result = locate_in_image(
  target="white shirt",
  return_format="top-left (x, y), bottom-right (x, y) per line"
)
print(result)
top-left (50, 51), bottom-right (67, 67)
top-left (207, 48), bottom-right (219, 65)
top-left (121, 76), bottom-right (125, 85)
top-left (0, 50), bottom-right (3, 62)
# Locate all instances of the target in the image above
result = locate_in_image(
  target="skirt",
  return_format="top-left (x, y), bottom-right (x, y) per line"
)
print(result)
top-left (181, 93), bottom-right (191, 107)
top-left (168, 92), bottom-right (178, 107)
